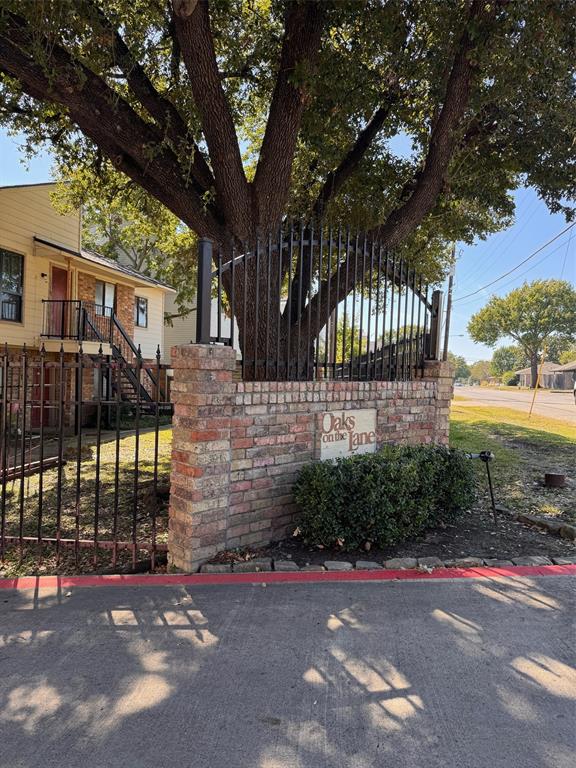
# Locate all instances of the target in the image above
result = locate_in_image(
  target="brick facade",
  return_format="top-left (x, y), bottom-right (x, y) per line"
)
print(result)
top-left (168, 344), bottom-right (454, 572)
top-left (77, 271), bottom-right (135, 338)
top-left (115, 283), bottom-right (135, 338)
top-left (77, 271), bottom-right (96, 303)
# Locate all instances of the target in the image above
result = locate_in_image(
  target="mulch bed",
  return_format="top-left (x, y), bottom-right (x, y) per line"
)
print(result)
top-left (254, 506), bottom-right (576, 568)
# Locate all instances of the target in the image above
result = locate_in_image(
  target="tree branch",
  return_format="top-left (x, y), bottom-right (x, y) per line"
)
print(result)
top-left (0, 12), bottom-right (224, 239)
top-left (304, 0), bottom-right (493, 328)
top-left (370, 0), bottom-right (491, 249)
top-left (172, 0), bottom-right (252, 238)
top-left (311, 89), bottom-right (399, 218)
top-left (84, 0), bottom-right (215, 194)
top-left (252, 0), bottom-right (326, 230)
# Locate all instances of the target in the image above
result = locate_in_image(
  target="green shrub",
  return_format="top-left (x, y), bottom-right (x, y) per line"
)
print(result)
top-left (293, 445), bottom-right (475, 550)
top-left (501, 370), bottom-right (519, 386)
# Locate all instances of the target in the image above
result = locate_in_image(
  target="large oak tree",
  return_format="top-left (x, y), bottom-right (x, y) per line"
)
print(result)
top-left (1, 0), bottom-right (574, 369)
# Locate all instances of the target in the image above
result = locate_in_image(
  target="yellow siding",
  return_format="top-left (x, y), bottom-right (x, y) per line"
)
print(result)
top-left (163, 293), bottom-right (196, 359)
top-left (0, 184), bottom-right (80, 347)
top-left (133, 285), bottom-right (167, 360)
top-left (1, 183), bottom-right (174, 353)
top-left (0, 184), bottom-right (80, 251)
top-left (163, 293), bottom-right (239, 363)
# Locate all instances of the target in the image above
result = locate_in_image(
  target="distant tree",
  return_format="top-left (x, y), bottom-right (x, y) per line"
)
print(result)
top-left (490, 345), bottom-right (527, 376)
top-left (53, 172), bottom-right (197, 316)
top-left (469, 360), bottom-right (491, 383)
top-left (448, 352), bottom-right (470, 380)
top-left (468, 280), bottom-right (576, 387)
top-left (319, 315), bottom-right (365, 364)
top-left (559, 345), bottom-right (576, 365)
top-left (544, 335), bottom-right (576, 364)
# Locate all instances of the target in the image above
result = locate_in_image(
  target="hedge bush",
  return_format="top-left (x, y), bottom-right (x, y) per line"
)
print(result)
top-left (501, 370), bottom-right (519, 386)
top-left (293, 445), bottom-right (475, 550)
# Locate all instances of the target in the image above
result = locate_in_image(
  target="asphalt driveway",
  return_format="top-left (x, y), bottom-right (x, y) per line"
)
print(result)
top-left (456, 386), bottom-right (576, 423)
top-left (0, 575), bottom-right (574, 768)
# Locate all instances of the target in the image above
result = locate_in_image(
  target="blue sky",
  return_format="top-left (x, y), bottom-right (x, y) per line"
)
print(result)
top-left (1, 129), bottom-right (574, 363)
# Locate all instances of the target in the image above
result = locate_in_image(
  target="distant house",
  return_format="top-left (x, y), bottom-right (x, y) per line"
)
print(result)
top-left (551, 360), bottom-right (576, 391)
top-left (515, 360), bottom-right (576, 389)
top-left (0, 182), bottom-right (175, 422)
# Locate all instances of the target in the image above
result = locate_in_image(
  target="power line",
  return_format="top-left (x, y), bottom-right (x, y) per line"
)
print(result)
top-left (453, 221), bottom-right (576, 302)
top-left (454, 235), bottom-right (571, 308)
top-left (494, 238), bottom-right (571, 292)
top-left (456, 190), bottom-right (538, 289)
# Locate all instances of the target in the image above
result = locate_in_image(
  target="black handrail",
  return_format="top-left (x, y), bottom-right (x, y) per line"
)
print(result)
top-left (111, 314), bottom-right (165, 401)
top-left (41, 300), bottom-right (165, 403)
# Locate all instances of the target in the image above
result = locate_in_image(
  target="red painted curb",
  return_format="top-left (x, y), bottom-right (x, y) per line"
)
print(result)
top-left (0, 564), bottom-right (574, 591)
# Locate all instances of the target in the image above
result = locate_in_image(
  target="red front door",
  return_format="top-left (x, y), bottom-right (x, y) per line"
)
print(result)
top-left (50, 267), bottom-right (68, 336)
top-left (30, 364), bottom-right (53, 428)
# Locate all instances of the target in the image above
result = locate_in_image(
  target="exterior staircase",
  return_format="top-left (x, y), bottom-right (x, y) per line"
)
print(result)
top-left (42, 299), bottom-right (170, 412)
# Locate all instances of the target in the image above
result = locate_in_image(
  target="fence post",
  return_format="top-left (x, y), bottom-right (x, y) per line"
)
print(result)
top-left (196, 238), bottom-right (213, 344)
top-left (428, 290), bottom-right (444, 360)
top-left (442, 272), bottom-right (454, 361)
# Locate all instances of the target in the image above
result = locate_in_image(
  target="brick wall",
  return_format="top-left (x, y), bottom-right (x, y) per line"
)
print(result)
top-left (77, 273), bottom-right (135, 340)
top-left (168, 344), bottom-right (454, 571)
top-left (115, 284), bottom-right (135, 339)
top-left (77, 271), bottom-right (96, 303)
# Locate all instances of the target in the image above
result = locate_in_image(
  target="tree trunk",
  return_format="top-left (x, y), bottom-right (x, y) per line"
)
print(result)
top-left (232, 269), bottom-right (317, 381)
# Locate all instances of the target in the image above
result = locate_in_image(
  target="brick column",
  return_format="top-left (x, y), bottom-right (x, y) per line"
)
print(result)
top-left (168, 344), bottom-right (236, 571)
top-left (423, 360), bottom-right (454, 445)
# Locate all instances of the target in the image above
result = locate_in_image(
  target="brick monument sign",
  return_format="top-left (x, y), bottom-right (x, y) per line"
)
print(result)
top-left (168, 344), bottom-right (453, 571)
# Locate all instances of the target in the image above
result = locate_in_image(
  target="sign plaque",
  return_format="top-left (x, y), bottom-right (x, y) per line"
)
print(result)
top-left (319, 409), bottom-right (377, 461)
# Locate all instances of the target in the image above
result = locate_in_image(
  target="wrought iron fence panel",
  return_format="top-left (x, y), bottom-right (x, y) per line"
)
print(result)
top-left (196, 224), bottom-right (442, 382)
top-left (0, 344), bottom-right (172, 574)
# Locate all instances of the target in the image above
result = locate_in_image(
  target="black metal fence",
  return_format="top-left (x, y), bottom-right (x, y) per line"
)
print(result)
top-left (0, 344), bottom-right (172, 574)
top-left (196, 224), bottom-right (443, 381)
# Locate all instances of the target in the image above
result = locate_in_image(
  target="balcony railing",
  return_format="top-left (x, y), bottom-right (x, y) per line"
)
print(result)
top-left (41, 300), bottom-right (114, 344)
top-left (41, 299), bottom-right (167, 402)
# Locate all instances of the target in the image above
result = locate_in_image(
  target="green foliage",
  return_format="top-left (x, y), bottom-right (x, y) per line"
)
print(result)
top-left (468, 281), bottom-right (576, 386)
top-left (469, 360), bottom-right (492, 383)
top-left (559, 345), bottom-right (576, 365)
top-left (52, 171), bottom-right (197, 314)
top-left (1, 1), bottom-right (575, 282)
top-left (293, 445), bottom-right (475, 550)
top-left (318, 314), bottom-right (365, 363)
top-left (447, 352), bottom-right (470, 379)
top-left (490, 345), bottom-right (527, 376)
top-left (501, 370), bottom-right (519, 386)
top-left (544, 336), bottom-right (576, 364)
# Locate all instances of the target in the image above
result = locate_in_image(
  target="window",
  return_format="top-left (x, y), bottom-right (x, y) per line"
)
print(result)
top-left (0, 248), bottom-right (24, 323)
top-left (95, 280), bottom-right (115, 316)
top-left (134, 296), bottom-right (148, 328)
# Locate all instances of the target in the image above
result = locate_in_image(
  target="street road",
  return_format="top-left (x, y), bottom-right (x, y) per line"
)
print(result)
top-left (0, 575), bottom-right (574, 767)
top-left (455, 385), bottom-right (576, 424)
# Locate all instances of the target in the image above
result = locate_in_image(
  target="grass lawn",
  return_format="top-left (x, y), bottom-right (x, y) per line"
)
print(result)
top-left (1, 426), bottom-right (172, 577)
top-left (450, 401), bottom-right (575, 522)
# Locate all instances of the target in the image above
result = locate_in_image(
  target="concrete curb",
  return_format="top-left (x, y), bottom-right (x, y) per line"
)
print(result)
top-left (2, 564), bottom-right (574, 591)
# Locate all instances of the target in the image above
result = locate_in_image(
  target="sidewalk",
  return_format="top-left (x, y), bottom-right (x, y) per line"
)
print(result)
top-left (0, 570), bottom-right (574, 767)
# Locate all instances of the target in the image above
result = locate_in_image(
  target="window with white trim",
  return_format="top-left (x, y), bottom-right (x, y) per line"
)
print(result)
top-left (0, 248), bottom-right (24, 323)
top-left (134, 296), bottom-right (148, 328)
